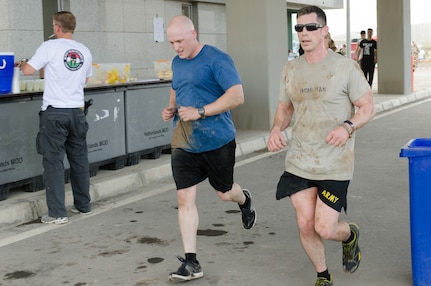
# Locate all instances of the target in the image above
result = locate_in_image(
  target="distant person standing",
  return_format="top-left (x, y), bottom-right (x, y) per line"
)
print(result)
top-left (354, 30), bottom-right (366, 64)
top-left (325, 32), bottom-right (337, 52)
top-left (338, 44), bottom-right (347, 56)
top-left (411, 41), bottom-right (420, 71)
top-left (356, 28), bottom-right (377, 86)
top-left (19, 11), bottom-right (93, 224)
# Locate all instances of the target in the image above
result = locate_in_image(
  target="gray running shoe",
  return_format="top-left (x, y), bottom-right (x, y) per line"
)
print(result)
top-left (71, 207), bottom-right (92, 215)
top-left (41, 215), bottom-right (68, 224)
top-left (169, 256), bottom-right (203, 282)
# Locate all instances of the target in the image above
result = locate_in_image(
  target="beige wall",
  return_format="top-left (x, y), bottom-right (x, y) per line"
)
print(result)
top-left (1, 0), bottom-right (227, 80)
top-left (226, 0), bottom-right (289, 130)
top-left (377, 0), bottom-right (412, 94)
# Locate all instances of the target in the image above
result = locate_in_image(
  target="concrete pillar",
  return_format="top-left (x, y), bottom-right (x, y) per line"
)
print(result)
top-left (377, 0), bottom-right (412, 94)
top-left (225, 0), bottom-right (288, 130)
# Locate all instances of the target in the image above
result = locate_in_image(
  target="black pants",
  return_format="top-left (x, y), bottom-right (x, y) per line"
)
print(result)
top-left (36, 107), bottom-right (91, 217)
top-left (361, 60), bottom-right (376, 86)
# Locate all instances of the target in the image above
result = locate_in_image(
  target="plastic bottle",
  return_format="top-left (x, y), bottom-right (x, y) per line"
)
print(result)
top-left (12, 67), bottom-right (20, 93)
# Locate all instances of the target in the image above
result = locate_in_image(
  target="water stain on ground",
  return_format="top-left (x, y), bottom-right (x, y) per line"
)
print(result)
top-left (137, 236), bottom-right (169, 246)
top-left (4, 270), bottom-right (36, 280)
top-left (99, 249), bottom-right (128, 257)
top-left (215, 242), bottom-right (233, 246)
top-left (136, 265), bottom-right (147, 270)
top-left (212, 223), bottom-right (225, 227)
top-left (147, 257), bottom-right (164, 264)
top-left (134, 279), bottom-right (159, 286)
top-left (197, 229), bottom-right (228, 236)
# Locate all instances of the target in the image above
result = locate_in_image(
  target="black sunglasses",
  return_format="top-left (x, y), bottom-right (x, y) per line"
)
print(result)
top-left (294, 23), bottom-right (324, 32)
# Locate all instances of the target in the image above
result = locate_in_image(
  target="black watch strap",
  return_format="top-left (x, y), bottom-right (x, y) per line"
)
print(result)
top-left (344, 120), bottom-right (355, 132)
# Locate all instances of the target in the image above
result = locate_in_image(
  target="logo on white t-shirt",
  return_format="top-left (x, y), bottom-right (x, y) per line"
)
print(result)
top-left (63, 49), bottom-right (85, 71)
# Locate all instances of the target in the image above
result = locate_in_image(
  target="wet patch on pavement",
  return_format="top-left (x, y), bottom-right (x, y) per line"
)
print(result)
top-left (99, 249), bottom-right (129, 257)
top-left (212, 223), bottom-right (225, 227)
top-left (133, 278), bottom-right (160, 286)
top-left (137, 236), bottom-right (169, 246)
top-left (4, 270), bottom-right (36, 280)
top-left (147, 257), bottom-right (164, 264)
top-left (197, 229), bottom-right (228, 236)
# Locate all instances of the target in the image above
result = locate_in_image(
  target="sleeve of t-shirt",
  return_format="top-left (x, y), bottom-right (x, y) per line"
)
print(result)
top-left (213, 54), bottom-right (242, 91)
top-left (27, 42), bottom-right (50, 71)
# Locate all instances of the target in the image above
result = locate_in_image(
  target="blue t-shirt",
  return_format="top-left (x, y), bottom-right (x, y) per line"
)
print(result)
top-left (171, 45), bottom-right (242, 153)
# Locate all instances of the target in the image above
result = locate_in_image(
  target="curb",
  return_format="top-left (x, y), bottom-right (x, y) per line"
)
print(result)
top-left (374, 90), bottom-right (431, 113)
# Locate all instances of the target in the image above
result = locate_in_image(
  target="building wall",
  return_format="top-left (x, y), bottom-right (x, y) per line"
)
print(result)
top-left (1, 0), bottom-right (227, 80)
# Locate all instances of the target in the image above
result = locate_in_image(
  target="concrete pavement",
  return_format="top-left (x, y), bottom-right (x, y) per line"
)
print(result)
top-left (0, 67), bottom-right (430, 235)
top-left (1, 100), bottom-right (430, 286)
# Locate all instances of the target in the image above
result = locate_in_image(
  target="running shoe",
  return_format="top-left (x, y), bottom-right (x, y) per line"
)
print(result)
top-left (41, 215), bottom-right (68, 224)
top-left (70, 207), bottom-right (92, 215)
top-left (342, 222), bottom-right (361, 273)
top-left (168, 256), bottom-right (203, 282)
top-left (315, 275), bottom-right (333, 286)
top-left (240, 189), bottom-right (256, 229)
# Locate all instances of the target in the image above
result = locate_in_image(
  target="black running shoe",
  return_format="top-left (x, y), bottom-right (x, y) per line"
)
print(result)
top-left (240, 189), bottom-right (256, 229)
top-left (315, 275), bottom-right (333, 286)
top-left (342, 222), bottom-right (361, 273)
top-left (168, 256), bottom-right (203, 282)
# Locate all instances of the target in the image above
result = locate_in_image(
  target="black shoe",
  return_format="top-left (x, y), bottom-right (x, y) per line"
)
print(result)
top-left (168, 256), bottom-right (203, 282)
top-left (342, 223), bottom-right (361, 273)
top-left (240, 189), bottom-right (256, 229)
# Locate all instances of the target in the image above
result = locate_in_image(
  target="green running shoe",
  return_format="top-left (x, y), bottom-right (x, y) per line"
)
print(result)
top-left (342, 222), bottom-right (361, 273)
top-left (315, 275), bottom-right (333, 286)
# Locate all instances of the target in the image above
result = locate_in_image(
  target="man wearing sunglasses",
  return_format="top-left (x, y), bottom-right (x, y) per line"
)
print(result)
top-left (267, 5), bottom-right (375, 286)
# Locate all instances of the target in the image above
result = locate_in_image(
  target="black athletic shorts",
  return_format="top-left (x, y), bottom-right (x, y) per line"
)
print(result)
top-left (276, 171), bottom-right (350, 212)
top-left (171, 140), bottom-right (236, 193)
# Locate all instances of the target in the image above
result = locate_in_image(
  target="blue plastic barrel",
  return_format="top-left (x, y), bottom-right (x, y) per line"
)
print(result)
top-left (400, 138), bottom-right (431, 286)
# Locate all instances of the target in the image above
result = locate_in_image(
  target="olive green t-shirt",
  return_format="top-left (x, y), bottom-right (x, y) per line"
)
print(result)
top-left (279, 50), bottom-right (370, 180)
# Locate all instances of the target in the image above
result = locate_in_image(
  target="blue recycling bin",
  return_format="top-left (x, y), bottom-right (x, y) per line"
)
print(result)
top-left (400, 138), bottom-right (431, 286)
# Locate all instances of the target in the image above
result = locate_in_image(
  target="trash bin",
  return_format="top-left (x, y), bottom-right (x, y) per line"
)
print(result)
top-left (400, 138), bottom-right (431, 286)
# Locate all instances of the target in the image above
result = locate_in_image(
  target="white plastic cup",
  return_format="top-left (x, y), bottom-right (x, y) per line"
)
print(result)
top-left (25, 80), bottom-right (34, 92)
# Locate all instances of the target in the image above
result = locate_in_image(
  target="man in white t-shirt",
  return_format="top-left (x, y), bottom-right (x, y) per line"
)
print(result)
top-left (20, 11), bottom-right (93, 224)
top-left (267, 6), bottom-right (375, 286)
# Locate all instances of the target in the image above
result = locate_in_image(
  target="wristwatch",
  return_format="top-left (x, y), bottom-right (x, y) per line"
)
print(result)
top-left (344, 120), bottom-right (355, 133)
top-left (198, 107), bottom-right (206, 118)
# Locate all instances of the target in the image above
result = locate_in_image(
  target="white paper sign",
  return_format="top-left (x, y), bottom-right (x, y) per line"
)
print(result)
top-left (153, 17), bottom-right (164, 42)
